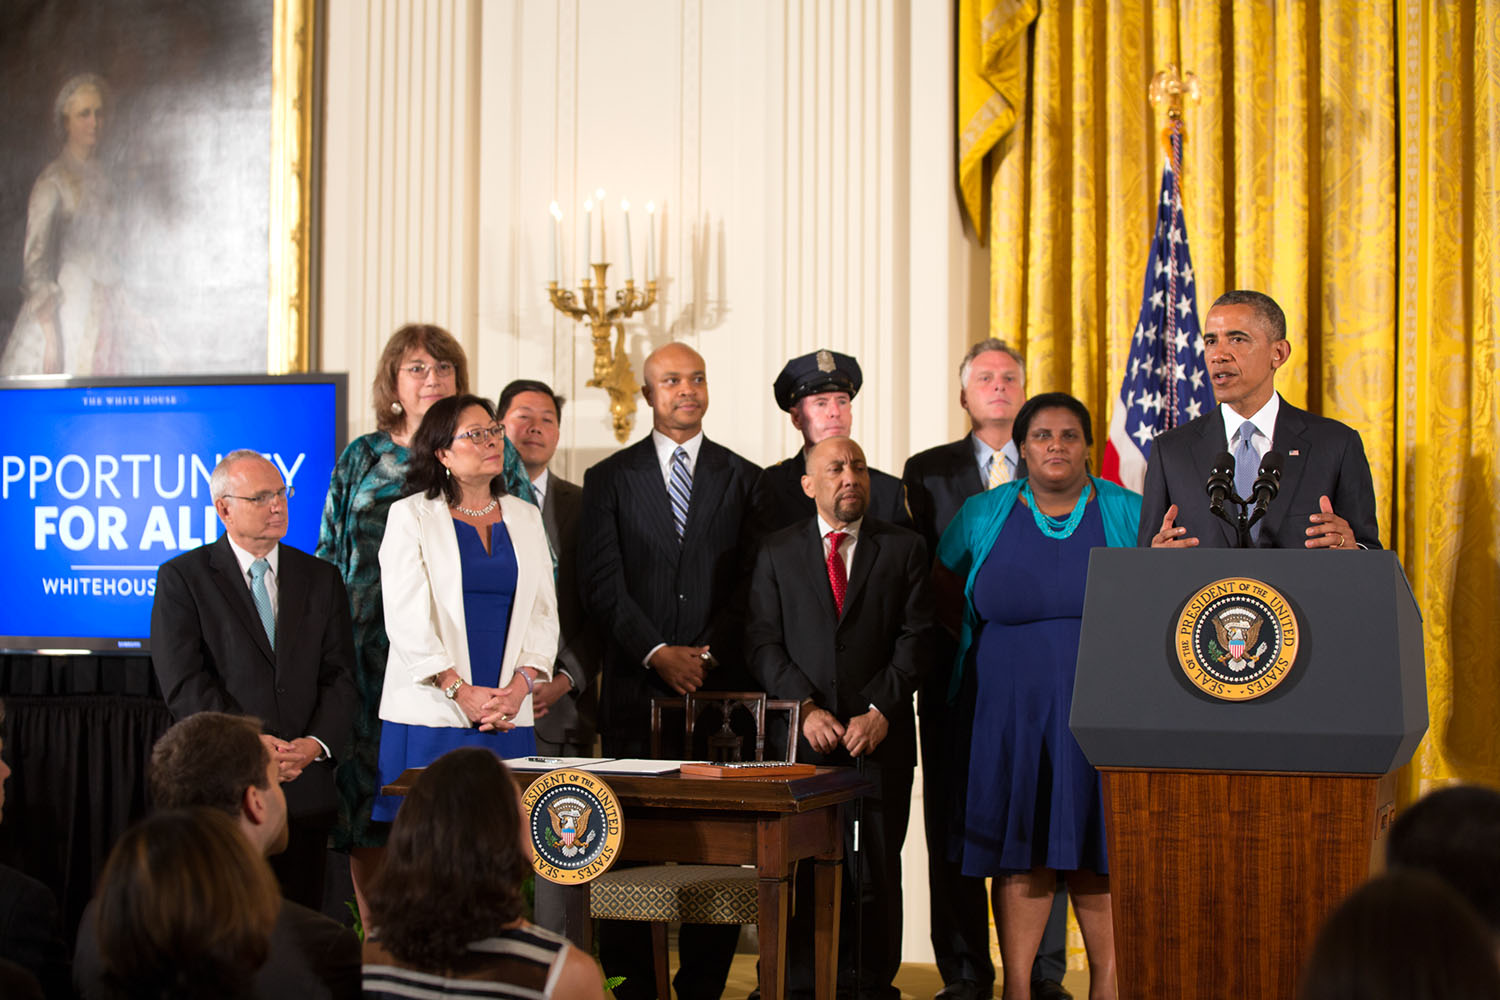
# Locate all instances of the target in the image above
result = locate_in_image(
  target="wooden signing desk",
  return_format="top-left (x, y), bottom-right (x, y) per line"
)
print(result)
top-left (385, 765), bottom-right (868, 1000)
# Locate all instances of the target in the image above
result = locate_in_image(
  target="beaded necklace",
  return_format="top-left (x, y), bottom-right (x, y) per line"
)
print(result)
top-left (1020, 480), bottom-right (1092, 539)
top-left (451, 497), bottom-right (499, 518)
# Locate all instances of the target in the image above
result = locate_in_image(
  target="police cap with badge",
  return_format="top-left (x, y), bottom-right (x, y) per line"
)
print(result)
top-left (772, 349), bottom-right (863, 412)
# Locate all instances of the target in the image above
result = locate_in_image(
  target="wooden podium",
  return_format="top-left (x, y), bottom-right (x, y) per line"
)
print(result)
top-left (1072, 549), bottom-right (1426, 1000)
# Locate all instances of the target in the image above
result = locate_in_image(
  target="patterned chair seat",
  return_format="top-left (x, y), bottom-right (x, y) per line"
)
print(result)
top-left (590, 864), bottom-right (759, 925)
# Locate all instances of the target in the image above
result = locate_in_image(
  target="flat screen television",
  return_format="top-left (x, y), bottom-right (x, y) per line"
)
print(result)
top-left (0, 373), bottom-right (347, 654)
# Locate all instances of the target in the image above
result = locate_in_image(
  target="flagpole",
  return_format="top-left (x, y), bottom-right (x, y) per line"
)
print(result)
top-left (1100, 65), bottom-right (1210, 492)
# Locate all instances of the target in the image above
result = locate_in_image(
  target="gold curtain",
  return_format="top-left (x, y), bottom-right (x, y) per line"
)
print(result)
top-left (967, 1), bottom-right (1500, 792)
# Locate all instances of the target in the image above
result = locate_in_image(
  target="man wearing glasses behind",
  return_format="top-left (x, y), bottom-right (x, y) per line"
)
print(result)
top-left (151, 449), bottom-right (356, 911)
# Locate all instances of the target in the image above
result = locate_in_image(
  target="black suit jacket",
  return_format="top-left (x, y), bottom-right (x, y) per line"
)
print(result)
top-left (745, 516), bottom-right (935, 768)
top-left (75, 896), bottom-right (361, 1000)
top-left (1138, 398), bottom-right (1381, 549)
top-left (902, 437), bottom-right (986, 556)
top-left (749, 451), bottom-right (912, 540)
top-left (578, 435), bottom-right (760, 742)
top-left (150, 536), bottom-right (357, 818)
top-left (534, 474), bottom-right (599, 747)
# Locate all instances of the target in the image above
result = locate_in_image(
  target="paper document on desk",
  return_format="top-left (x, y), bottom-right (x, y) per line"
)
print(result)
top-left (505, 756), bottom-right (616, 771)
top-left (580, 758), bottom-right (689, 775)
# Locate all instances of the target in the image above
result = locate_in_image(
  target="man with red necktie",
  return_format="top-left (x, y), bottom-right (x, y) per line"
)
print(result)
top-left (746, 435), bottom-right (936, 999)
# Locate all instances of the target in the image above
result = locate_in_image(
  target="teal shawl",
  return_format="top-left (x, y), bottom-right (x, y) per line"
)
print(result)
top-left (934, 476), bottom-right (1142, 701)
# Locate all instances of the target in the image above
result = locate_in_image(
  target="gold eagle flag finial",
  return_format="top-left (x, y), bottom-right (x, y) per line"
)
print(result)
top-left (1149, 64), bottom-right (1202, 121)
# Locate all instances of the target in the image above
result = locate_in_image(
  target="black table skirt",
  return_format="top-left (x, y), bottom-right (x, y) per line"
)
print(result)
top-left (0, 655), bottom-right (170, 948)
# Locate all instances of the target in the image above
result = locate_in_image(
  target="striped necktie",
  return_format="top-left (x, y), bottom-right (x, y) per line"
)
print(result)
top-left (668, 446), bottom-right (692, 540)
top-left (249, 558), bottom-right (276, 647)
top-left (987, 452), bottom-right (1010, 490)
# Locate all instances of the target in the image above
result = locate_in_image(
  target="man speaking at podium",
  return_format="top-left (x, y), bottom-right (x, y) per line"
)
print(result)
top-left (1140, 289), bottom-right (1381, 551)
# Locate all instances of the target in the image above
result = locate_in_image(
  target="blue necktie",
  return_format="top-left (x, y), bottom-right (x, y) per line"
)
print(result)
top-left (249, 558), bottom-right (276, 647)
top-left (1234, 421), bottom-right (1262, 543)
top-left (1233, 420), bottom-right (1258, 501)
top-left (668, 446), bottom-right (692, 541)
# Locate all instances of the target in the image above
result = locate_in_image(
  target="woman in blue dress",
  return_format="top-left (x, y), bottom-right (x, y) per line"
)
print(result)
top-left (373, 394), bottom-right (557, 824)
top-left (937, 393), bottom-right (1141, 1000)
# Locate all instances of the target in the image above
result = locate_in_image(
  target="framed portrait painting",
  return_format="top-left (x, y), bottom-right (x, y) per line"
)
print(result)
top-left (0, 0), bottom-right (314, 378)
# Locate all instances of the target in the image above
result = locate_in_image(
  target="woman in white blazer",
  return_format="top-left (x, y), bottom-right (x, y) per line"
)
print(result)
top-left (371, 394), bottom-right (559, 822)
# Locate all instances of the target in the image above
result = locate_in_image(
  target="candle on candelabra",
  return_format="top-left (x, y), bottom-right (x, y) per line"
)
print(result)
top-left (595, 188), bottom-right (606, 263)
top-left (549, 201), bottom-right (562, 284)
top-left (582, 199), bottom-right (593, 283)
top-left (646, 201), bottom-right (657, 282)
top-left (621, 200), bottom-right (633, 282)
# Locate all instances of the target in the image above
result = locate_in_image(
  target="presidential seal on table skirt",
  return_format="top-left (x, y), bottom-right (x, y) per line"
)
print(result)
top-left (523, 768), bottom-right (624, 884)
top-left (1175, 576), bottom-right (1301, 702)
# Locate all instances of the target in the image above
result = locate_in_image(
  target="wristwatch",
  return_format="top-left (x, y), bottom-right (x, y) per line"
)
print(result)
top-left (443, 677), bottom-right (464, 700)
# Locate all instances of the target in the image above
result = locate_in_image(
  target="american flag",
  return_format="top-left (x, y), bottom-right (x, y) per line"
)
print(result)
top-left (1102, 120), bottom-right (1214, 492)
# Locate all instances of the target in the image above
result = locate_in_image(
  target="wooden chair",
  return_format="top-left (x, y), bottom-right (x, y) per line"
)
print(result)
top-left (589, 692), bottom-right (802, 997)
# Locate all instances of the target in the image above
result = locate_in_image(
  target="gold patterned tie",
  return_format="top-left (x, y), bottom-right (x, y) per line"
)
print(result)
top-left (987, 454), bottom-right (1009, 490)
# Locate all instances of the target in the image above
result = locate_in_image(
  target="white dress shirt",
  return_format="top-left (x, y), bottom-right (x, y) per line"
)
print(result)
top-left (651, 429), bottom-right (704, 487)
top-left (642, 430), bottom-right (707, 668)
top-left (1221, 392), bottom-right (1281, 459)
top-left (815, 513), bottom-right (861, 576)
top-left (530, 467), bottom-right (550, 509)
top-left (225, 536), bottom-right (279, 615)
top-left (972, 434), bottom-right (1020, 487)
top-left (224, 537), bottom-right (329, 758)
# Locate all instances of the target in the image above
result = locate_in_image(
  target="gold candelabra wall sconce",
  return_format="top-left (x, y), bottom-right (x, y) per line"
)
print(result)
top-left (546, 195), bottom-right (656, 443)
top-left (547, 266), bottom-right (656, 443)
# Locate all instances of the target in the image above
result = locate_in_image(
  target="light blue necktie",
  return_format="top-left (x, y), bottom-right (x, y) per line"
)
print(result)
top-left (668, 446), bottom-right (692, 541)
top-left (1234, 421), bottom-right (1261, 542)
top-left (249, 558), bottom-right (276, 647)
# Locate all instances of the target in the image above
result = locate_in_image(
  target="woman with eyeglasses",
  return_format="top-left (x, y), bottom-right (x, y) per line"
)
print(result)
top-left (315, 325), bottom-right (533, 923)
top-left (372, 394), bottom-right (558, 823)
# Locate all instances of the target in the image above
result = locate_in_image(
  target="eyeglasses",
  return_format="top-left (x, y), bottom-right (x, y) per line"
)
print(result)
top-left (400, 361), bottom-right (457, 380)
top-left (223, 486), bottom-right (294, 507)
top-left (452, 425), bottom-right (504, 445)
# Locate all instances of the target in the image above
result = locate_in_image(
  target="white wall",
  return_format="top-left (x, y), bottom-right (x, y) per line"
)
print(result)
top-left (321, 0), bottom-right (988, 963)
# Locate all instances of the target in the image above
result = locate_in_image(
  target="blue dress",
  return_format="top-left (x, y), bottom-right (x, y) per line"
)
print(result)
top-left (371, 520), bottom-right (536, 821)
top-left (320, 434), bottom-right (539, 847)
top-left (961, 500), bottom-right (1108, 876)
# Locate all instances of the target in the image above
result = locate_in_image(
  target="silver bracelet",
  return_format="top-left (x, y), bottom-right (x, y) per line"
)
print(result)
top-left (520, 669), bottom-right (535, 696)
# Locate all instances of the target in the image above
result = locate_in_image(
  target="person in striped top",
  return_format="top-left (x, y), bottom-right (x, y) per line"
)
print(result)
top-left (362, 748), bottom-right (604, 1000)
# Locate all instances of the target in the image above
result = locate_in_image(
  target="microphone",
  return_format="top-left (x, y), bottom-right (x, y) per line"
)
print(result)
top-left (1249, 451), bottom-right (1284, 517)
top-left (1206, 452), bottom-right (1236, 516)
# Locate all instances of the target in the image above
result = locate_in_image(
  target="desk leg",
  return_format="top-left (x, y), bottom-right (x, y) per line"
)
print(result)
top-left (812, 858), bottom-right (842, 1000)
top-left (534, 878), bottom-right (592, 952)
top-left (758, 876), bottom-right (790, 1000)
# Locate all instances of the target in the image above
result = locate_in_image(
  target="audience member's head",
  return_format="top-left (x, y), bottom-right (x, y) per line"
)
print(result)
top-left (1386, 783), bottom-right (1500, 940)
top-left (149, 712), bottom-right (289, 857)
top-left (368, 748), bottom-right (531, 970)
top-left (1298, 870), bottom-right (1500, 1000)
top-left (94, 807), bottom-right (281, 1000)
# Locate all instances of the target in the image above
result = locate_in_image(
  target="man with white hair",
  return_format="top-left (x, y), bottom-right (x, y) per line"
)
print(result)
top-left (151, 450), bottom-right (356, 910)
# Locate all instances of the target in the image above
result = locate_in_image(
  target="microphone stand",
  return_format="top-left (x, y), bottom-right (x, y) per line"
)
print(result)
top-left (1208, 490), bottom-right (1254, 549)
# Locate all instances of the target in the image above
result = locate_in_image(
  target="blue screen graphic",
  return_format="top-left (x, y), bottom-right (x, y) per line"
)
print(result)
top-left (0, 376), bottom-right (345, 652)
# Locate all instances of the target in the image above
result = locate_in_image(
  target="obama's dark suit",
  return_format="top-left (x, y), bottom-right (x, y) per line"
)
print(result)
top-left (1138, 397), bottom-right (1380, 549)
